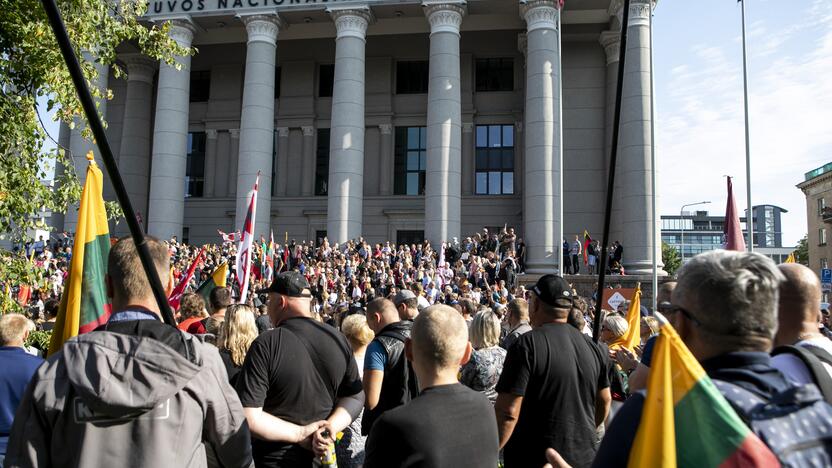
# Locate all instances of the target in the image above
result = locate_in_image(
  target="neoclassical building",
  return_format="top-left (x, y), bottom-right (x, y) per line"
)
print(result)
top-left (56, 0), bottom-right (662, 274)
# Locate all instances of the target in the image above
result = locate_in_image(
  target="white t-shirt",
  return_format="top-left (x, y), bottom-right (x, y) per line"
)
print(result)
top-left (771, 337), bottom-right (832, 384)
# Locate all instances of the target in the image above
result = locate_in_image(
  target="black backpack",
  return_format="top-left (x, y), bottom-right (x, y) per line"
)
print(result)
top-left (713, 380), bottom-right (832, 467)
top-left (772, 345), bottom-right (832, 404)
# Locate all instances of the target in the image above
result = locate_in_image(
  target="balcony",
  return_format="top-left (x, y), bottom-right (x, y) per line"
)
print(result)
top-left (823, 207), bottom-right (832, 224)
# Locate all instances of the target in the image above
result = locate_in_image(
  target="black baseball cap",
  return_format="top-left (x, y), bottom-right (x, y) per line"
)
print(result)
top-left (530, 274), bottom-right (574, 308)
top-left (256, 271), bottom-right (312, 297)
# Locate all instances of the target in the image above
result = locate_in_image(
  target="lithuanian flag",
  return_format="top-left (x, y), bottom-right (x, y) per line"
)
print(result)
top-left (48, 153), bottom-right (111, 356)
top-left (618, 286), bottom-right (641, 352)
top-left (628, 318), bottom-right (779, 467)
top-left (196, 262), bottom-right (228, 305)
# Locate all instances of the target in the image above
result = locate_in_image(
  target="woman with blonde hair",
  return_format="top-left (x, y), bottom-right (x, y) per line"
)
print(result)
top-left (460, 309), bottom-right (507, 404)
top-left (216, 304), bottom-right (258, 385)
top-left (338, 314), bottom-right (375, 467)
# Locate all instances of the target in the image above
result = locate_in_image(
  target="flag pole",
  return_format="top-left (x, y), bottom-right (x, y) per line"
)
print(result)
top-left (649, 3), bottom-right (658, 312)
top-left (740, 0), bottom-right (754, 252)
top-left (40, 0), bottom-right (176, 326)
top-left (557, 2), bottom-right (564, 276)
top-left (593, 0), bottom-right (631, 342)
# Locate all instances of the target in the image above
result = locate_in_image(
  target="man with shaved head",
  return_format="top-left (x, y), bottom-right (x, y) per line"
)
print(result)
top-left (771, 263), bottom-right (832, 399)
top-left (364, 305), bottom-right (499, 467)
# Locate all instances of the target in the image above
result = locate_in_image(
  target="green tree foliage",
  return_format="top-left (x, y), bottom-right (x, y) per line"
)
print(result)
top-left (795, 234), bottom-right (809, 265)
top-left (0, 1), bottom-right (190, 310)
top-left (662, 242), bottom-right (682, 277)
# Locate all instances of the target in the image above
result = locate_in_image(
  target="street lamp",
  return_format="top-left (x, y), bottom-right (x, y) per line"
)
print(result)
top-left (680, 201), bottom-right (711, 264)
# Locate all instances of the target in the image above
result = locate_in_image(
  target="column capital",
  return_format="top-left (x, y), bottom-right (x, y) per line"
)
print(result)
top-left (165, 17), bottom-right (197, 47)
top-left (422, 1), bottom-right (466, 35)
top-left (206, 128), bottom-right (218, 139)
top-left (120, 54), bottom-right (156, 84)
top-left (519, 0), bottom-right (560, 33)
top-left (609, 0), bottom-right (656, 28)
top-left (379, 123), bottom-right (392, 135)
top-left (239, 14), bottom-right (285, 44)
top-left (229, 128), bottom-right (240, 139)
top-left (328, 7), bottom-right (374, 41)
top-left (301, 125), bottom-right (315, 137)
top-left (462, 122), bottom-right (474, 133)
top-left (599, 30), bottom-right (621, 65)
top-left (276, 127), bottom-right (290, 138)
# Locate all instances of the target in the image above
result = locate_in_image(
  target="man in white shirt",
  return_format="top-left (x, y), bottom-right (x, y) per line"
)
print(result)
top-left (771, 263), bottom-right (832, 391)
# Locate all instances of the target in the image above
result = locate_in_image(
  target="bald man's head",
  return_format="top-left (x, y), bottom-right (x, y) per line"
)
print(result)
top-left (774, 263), bottom-right (823, 347)
top-left (366, 297), bottom-right (400, 333)
top-left (411, 304), bottom-right (470, 369)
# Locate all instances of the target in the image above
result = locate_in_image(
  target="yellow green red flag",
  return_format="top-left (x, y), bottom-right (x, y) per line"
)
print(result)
top-left (48, 153), bottom-right (111, 356)
top-left (628, 319), bottom-right (779, 468)
top-left (195, 262), bottom-right (228, 305)
top-left (620, 286), bottom-right (641, 352)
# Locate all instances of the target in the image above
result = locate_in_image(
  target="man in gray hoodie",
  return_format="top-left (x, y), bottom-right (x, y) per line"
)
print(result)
top-left (4, 237), bottom-right (252, 468)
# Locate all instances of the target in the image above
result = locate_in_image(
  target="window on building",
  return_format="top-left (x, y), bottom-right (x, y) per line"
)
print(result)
top-left (394, 127), bottom-right (427, 195)
top-left (764, 206), bottom-right (776, 247)
top-left (397, 230), bottom-right (424, 246)
top-left (820, 198), bottom-right (827, 216)
top-left (475, 58), bottom-right (514, 92)
top-left (821, 228), bottom-right (828, 246)
top-left (182, 227), bottom-right (190, 245)
top-left (271, 130), bottom-right (277, 196)
top-left (822, 258), bottom-right (829, 269)
top-left (396, 61), bottom-right (429, 94)
top-left (185, 132), bottom-right (206, 198)
top-left (190, 71), bottom-right (211, 102)
top-left (475, 125), bottom-right (514, 195)
top-left (316, 230), bottom-right (327, 246)
top-left (319, 64), bottom-right (335, 98)
top-left (315, 129), bottom-right (330, 196)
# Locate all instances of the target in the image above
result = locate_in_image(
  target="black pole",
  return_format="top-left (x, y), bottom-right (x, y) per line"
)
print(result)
top-left (593, 0), bottom-right (631, 343)
top-left (40, 0), bottom-right (177, 327)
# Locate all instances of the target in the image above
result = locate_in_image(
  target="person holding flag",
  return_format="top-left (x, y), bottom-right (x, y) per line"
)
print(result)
top-left (594, 250), bottom-right (832, 467)
top-left (264, 230), bottom-right (275, 285)
top-left (236, 172), bottom-right (260, 304)
top-left (168, 246), bottom-right (206, 310)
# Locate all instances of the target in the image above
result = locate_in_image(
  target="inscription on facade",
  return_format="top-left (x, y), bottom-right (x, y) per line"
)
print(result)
top-left (145, 0), bottom-right (394, 17)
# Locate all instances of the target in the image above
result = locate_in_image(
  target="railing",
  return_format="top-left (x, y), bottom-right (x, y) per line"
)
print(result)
top-left (823, 207), bottom-right (832, 224)
top-left (806, 163), bottom-right (832, 181)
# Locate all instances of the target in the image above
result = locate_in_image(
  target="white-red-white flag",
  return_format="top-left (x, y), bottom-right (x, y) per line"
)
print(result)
top-left (236, 172), bottom-right (260, 303)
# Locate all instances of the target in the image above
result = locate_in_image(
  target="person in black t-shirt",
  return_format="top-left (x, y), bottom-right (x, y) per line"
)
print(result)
top-left (495, 274), bottom-right (611, 468)
top-left (235, 272), bottom-right (364, 467)
top-left (364, 304), bottom-right (499, 468)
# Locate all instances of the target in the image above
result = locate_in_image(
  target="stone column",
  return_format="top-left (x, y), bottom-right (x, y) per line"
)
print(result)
top-left (204, 129), bottom-right (218, 197)
top-left (423, 0), bottom-right (465, 247)
top-left (600, 29), bottom-right (622, 247)
top-left (147, 18), bottom-right (195, 240)
top-left (520, 0), bottom-right (562, 274)
top-left (275, 126), bottom-right (290, 196)
top-left (301, 125), bottom-right (315, 196)
top-left (65, 55), bottom-right (109, 233)
top-left (326, 7), bottom-right (373, 243)
top-left (615, 0), bottom-right (663, 274)
top-left (116, 54), bottom-right (156, 236)
top-left (52, 121), bottom-right (71, 232)
top-left (235, 14), bottom-right (284, 239)
top-left (378, 123), bottom-right (393, 196)
top-left (461, 122), bottom-right (474, 196)
top-left (228, 128), bottom-right (239, 197)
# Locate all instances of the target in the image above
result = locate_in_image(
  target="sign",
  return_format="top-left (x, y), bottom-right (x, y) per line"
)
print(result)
top-left (145, 0), bottom-right (387, 17)
top-left (822, 268), bottom-right (832, 293)
top-left (601, 288), bottom-right (636, 312)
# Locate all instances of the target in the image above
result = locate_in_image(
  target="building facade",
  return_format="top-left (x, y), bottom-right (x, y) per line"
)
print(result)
top-left (57, 0), bottom-right (662, 274)
top-left (798, 162), bottom-right (832, 275)
top-left (661, 205), bottom-right (794, 265)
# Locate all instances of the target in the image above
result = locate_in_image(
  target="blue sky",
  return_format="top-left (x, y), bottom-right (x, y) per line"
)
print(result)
top-left (39, 0), bottom-right (828, 246)
top-left (654, 0), bottom-right (832, 246)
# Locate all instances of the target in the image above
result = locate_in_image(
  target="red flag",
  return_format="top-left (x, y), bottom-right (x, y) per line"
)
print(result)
top-left (723, 176), bottom-right (746, 251)
top-left (236, 173), bottom-right (260, 303)
top-left (583, 230), bottom-right (592, 265)
top-left (168, 246), bottom-right (205, 310)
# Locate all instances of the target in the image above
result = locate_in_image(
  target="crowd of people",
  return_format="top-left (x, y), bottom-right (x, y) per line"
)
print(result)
top-left (2, 228), bottom-right (832, 467)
